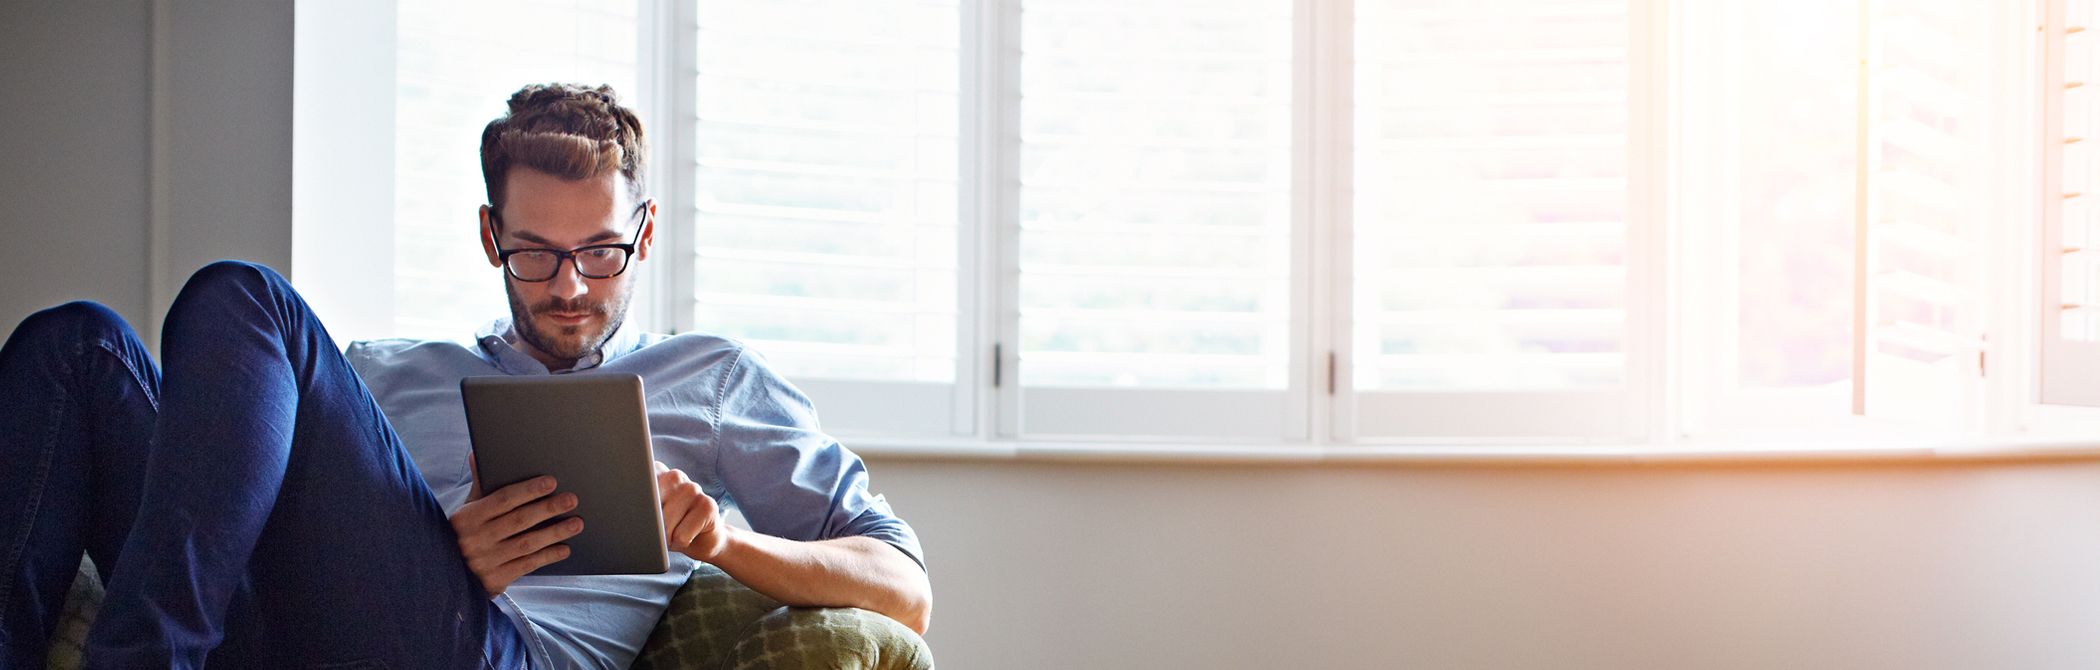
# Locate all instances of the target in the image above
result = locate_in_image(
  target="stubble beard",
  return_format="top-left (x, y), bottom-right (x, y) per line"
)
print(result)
top-left (503, 277), bottom-right (633, 365)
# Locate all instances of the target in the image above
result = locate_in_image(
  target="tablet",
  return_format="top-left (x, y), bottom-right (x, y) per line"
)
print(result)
top-left (459, 373), bottom-right (668, 575)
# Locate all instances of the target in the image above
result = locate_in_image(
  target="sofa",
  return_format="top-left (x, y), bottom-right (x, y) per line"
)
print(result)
top-left (44, 557), bottom-right (933, 669)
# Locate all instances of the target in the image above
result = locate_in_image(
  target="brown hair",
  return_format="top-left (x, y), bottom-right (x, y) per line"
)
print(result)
top-left (479, 83), bottom-right (647, 211)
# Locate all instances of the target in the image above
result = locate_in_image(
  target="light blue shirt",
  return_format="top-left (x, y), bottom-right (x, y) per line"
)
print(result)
top-left (346, 318), bottom-right (925, 670)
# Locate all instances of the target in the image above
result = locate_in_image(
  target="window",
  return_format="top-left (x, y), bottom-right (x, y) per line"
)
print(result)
top-left (679, 0), bottom-right (964, 435)
top-left (392, 0), bottom-right (640, 341)
top-left (1674, 0), bottom-right (2014, 439)
top-left (1011, 0), bottom-right (1299, 438)
top-left (351, 0), bottom-right (2073, 447)
top-left (1346, 0), bottom-right (1644, 439)
top-left (1674, 0), bottom-right (1861, 436)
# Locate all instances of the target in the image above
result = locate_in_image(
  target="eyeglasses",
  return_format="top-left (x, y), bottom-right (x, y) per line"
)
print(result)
top-left (488, 199), bottom-right (651, 282)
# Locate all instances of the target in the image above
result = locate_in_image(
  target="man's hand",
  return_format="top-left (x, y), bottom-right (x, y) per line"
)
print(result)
top-left (656, 462), bottom-right (730, 562)
top-left (648, 461), bottom-right (931, 633)
top-left (452, 454), bottom-right (583, 596)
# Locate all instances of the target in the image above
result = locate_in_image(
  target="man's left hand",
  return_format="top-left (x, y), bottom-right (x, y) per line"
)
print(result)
top-left (655, 461), bottom-right (730, 562)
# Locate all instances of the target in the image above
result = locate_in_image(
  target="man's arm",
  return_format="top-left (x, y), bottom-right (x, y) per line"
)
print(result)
top-left (657, 465), bottom-right (934, 634)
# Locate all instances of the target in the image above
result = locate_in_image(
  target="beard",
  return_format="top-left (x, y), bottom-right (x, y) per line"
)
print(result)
top-left (503, 278), bottom-right (634, 365)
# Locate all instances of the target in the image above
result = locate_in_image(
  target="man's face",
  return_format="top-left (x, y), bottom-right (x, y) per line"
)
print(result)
top-left (479, 168), bottom-right (653, 369)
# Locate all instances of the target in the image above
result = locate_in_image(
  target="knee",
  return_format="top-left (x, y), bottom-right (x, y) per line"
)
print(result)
top-left (166, 260), bottom-right (296, 326)
top-left (10, 301), bottom-right (132, 350)
top-left (179, 260), bottom-right (288, 303)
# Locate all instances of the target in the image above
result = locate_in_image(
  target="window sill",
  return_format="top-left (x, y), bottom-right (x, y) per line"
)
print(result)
top-left (846, 435), bottom-right (2100, 466)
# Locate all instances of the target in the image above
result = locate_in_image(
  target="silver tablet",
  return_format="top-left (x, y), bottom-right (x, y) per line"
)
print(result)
top-left (459, 373), bottom-right (668, 575)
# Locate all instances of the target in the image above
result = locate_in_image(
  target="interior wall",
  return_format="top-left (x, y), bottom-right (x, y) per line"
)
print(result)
top-left (0, 0), bottom-right (292, 338)
top-left (0, 1), bottom-right (153, 330)
top-left (868, 457), bottom-right (2100, 669)
top-left (156, 0), bottom-right (295, 331)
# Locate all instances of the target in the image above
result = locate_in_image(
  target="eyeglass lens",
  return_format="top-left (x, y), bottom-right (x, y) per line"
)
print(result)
top-left (508, 248), bottom-right (628, 280)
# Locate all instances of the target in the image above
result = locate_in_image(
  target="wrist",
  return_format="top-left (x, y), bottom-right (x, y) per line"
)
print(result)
top-left (684, 521), bottom-right (738, 563)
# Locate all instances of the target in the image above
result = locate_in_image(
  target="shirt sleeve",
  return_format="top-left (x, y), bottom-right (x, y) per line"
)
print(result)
top-left (706, 345), bottom-right (926, 571)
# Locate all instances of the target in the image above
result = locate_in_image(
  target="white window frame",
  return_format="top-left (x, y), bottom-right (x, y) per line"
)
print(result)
top-left (992, 0), bottom-right (1310, 442)
top-left (641, 0), bottom-right (977, 439)
top-left (1333, 0), bottom-right (1668, 443)
top-left (296, 0), bottom-right (2100, 452)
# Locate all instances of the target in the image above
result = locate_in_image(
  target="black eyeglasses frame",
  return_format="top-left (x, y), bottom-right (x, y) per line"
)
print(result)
top-left (487, 199), bottom-right (652, 282)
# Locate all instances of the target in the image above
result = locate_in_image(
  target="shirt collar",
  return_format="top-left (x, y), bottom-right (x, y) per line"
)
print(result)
top-left (473, 316), bottom-right (647, 375)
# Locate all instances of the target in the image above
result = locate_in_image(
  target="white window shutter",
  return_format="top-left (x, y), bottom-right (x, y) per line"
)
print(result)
top-left (1347, 0), bottom-right (1639, 439)
top-left (2042, 0), bottom-right (2100, 407)
top-left (1010, 0), bottom-right (1301, 439)
top-left (686, 0), bottom-right (964, 436)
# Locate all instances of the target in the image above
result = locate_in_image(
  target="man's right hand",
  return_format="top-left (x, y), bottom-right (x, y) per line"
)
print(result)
top-left (451, 454), bottom-right (583, 596)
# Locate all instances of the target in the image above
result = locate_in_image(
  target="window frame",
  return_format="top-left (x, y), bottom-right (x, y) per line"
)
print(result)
top-left (332, 0), bottom-right (2086, 451)
top-left (647, 0), bottom-right (1666, 443)
top-left (1332, 0), bottom-right (1669, 443)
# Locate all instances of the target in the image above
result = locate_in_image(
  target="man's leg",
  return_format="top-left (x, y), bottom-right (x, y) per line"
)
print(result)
top-left (0, 302), bottom-right (158, 668)
top-left (85, 261), bottom-right (530, 669)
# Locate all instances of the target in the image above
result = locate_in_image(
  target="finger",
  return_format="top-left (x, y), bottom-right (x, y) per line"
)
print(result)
top-left (655, 467), bottom-right (684, 497)
top-left (457, 475), bottom-right (557, 527)
top-left (493, 543), bottom-right (572, 585)
top-left (655, 467), bottom-right (694, 507)
top-left (487, 490), bottom-right (578, 541)
top-left (498, 516), bottom-right (585, 562)
top-left (658, 480), bottom-right (696, 542)
top-left (671, 488), bottom-right (717, 546)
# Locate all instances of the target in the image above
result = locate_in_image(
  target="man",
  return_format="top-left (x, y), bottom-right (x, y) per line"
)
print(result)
top-left (0, 83), bottom-right (930, 669)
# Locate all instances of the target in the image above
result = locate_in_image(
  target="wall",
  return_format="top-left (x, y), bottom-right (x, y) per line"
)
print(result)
top-left (8, 3), bottom-right (2100, 669)
top-left (0, 0), bottom-right (292, 339)
top-left (871, 456), bottom-right (2100, 669)
top-left (0, 1), bottom-right (153, 329)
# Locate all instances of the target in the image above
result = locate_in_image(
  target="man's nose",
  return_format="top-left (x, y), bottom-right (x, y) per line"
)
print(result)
top-left (545, 258), bottom-right (589, 300)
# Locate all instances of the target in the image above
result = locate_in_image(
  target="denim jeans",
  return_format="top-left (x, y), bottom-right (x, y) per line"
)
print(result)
top-left (0, 261), bottom-right (531, 669)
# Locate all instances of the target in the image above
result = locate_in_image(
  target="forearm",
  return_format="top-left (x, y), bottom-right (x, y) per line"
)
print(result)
top-left (706, 530), bottom-right (933, 634)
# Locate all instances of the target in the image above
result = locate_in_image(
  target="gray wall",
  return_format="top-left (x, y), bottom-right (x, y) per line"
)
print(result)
top-left (0, 0), bottom-right (291, 338)
top-left (872, 456), bottom-right (2100, 668)
top-left (9, 3), bottom-right (2100, 669)
top-left (0, 1), bottom-right (154, 328)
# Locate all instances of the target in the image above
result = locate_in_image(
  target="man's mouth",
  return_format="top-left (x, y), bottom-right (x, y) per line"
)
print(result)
top-left (543, 311), bottom-right (595, 326)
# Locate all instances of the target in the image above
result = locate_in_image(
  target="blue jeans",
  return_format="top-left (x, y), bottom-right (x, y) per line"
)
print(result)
top-left (0, 261), bottom-right (531, 669)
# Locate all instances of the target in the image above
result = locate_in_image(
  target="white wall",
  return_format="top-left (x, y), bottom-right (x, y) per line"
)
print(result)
top-left (10, 4), bottom-right (2100, 669)
top-left (872, 456), bottom-right (2100, 669)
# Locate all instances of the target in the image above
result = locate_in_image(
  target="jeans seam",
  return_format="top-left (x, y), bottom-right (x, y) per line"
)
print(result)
top-left (0, 343), bottom-right (71, 632)
top-left (94, 339), bottom-right (159, 413)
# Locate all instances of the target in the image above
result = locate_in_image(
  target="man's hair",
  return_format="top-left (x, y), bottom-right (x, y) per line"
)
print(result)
top-left (479, 83), bottom-right (647, 211)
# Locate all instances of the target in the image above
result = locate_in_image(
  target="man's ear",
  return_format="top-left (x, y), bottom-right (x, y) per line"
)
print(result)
top-left (480, 205), bottom-right (502, 267)
top-left (635, 199), bottom-right (658, 262)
